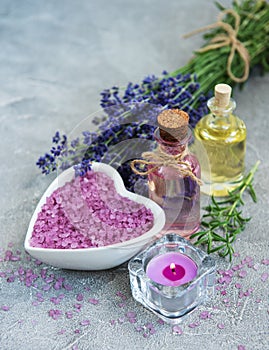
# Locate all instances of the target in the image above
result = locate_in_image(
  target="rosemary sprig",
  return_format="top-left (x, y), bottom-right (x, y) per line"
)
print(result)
top-left (190, 161), bottom-right (260, 261)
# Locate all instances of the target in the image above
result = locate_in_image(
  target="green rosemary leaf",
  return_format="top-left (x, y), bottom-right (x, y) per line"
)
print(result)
top-left (228, 228), bottom-right (242, 236)
top-left (248, 183), bottom-right (257, 202)
top-left (200, 221), bottom-right (210, 228)
top-left (219, 248), bottom-right (229, 258)
top-left (236, 213), bottom-right (250, 224)
top-left (239, 197), bottom-right (245, 205)
top-left (211, 233), bottom-right (226, 242)
top-left (229, 235), bottom-right (237, 244)
top-left (211, 195), bottom-right (220, 209)
top-left (203, 206), bottom-right (213, 212)
top-left (190, 230), bottom-right (208, 239)
top-left (209, 244), bottom-right (226, 253)
top-left (214, 1), bottom-right (225, 11)
top-left (195, 236), bottom-right (210, 246)
top-left (210, 221), bottom-right (229, 229)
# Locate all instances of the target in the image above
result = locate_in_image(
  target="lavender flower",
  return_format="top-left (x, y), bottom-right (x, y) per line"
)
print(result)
top-left (37, 71), bottom-right (208, 192)
top-left (100, 72), bottom-right (208, 127)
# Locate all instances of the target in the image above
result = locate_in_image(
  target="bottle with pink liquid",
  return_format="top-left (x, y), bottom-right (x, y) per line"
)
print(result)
top-left (147, 109), bottom-right (201, 237)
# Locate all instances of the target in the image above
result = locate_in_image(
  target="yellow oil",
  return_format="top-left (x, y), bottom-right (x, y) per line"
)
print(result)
top-left (194, 113), bottom-right (246, 196)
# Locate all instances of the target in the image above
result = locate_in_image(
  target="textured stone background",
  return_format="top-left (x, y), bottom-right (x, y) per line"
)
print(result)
top-left (0, 0), bottom-right (268, 349)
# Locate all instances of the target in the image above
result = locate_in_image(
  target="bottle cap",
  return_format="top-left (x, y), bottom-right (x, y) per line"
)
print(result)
top-left (157, 109), bottom-right (189, 142)
top-left (214, 84), bottom-right (232, 108)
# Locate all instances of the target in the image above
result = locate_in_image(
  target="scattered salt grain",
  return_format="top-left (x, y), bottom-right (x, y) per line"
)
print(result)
top-left (126, 312), bottom-right (136, 318)
top-left (1, 305), bottom-right (10, 311)
top-left (48, 309), bottom-right (62, 320)
top-left (172, 325), bottom-right (183, 335)
top-left (76, 293), bottom-right (84, 301)
top-left (238, 345), bottom-right (246, 350)
top-left (80, 319), bottom-right (90, 326)
top-left (238, 270), bottom-right (247, 278)
top-left (118, 302), bottom-right (125, 308)
top-left (118, 317), bottom-right (125, 324)
top-left (261, 272), bottom-right (268, 282)
top-left (188, 322), bottom-right (200, 328)
top-left (199, 311), bottom-right (211, 320)
top-left (217, 323), bottom-right (225, 329)
top-left (65, 311), bottom-right (73, 319)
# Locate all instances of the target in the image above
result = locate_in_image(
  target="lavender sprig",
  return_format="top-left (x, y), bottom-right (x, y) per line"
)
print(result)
top-left (36, 118), bottom-right (156, 188)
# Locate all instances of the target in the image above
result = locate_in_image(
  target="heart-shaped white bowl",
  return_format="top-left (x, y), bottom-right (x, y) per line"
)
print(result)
top-left (25, 163), bottom-right (165, 270)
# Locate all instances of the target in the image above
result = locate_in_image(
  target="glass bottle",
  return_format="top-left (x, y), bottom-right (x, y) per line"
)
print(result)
top-left (194, 84), bottom-right (247, 197)
top-left (147, 109), bottom-right (201, 237)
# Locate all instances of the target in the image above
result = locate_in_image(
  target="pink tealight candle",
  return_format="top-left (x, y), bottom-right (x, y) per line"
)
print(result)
top-left (146, 252), bottom-right (198, 287)
top-left (129, 234), bottom-right (216, 324)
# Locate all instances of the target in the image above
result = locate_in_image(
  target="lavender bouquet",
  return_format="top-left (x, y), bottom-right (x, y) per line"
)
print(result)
top-left (37, 0), bottom-right (268, 183)
top-left (36, 0), bottom-right (268, 259)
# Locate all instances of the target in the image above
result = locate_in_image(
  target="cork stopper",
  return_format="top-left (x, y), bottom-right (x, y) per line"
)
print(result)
top-left (157, 109), bottom-right (189, 142)
top-left (214, 83), bottom-right (232, 108)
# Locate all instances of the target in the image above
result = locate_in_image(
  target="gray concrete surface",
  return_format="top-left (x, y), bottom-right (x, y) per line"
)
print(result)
top-left (0, 0), bottom-right (268, 349)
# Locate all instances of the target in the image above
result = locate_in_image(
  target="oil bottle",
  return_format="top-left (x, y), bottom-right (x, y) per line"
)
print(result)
top-left (194, 83), bottom-right (246, 196)
top-left (131, 109), bottom-right (201, 237)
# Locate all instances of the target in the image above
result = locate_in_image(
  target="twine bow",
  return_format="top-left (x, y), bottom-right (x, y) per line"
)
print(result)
top-left (130, 147), bottom-right (203, 186)
top-left (184, 9), bottom-right (250, 83)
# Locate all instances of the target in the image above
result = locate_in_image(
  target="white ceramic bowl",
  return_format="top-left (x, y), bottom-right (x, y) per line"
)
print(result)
top-left (25, 163), bottom-right (165, 270)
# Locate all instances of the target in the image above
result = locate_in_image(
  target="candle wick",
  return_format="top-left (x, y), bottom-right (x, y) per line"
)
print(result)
top-left (170, 263), bottom-right (176, 275)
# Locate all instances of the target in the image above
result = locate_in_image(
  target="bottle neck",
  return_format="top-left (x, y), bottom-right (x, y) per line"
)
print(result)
top-left (207, 97), bottom-right (236, 129)
top-left (154, 127), bottom-right (191, 156)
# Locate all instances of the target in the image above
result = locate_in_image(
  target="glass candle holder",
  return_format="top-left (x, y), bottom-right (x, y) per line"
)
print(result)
top-left (128, 233), bottom-right (216, 324)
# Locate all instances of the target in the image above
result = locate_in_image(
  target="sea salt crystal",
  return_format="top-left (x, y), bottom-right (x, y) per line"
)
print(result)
top-left (48, 309), bottom-right (62, 320)
top-left (188, 322), bottom-right (200, 328)
top-left (126, 311), bottom-right (136, 318)
top-left (65, 311), bottom-right (73, 319)
top-left (217, 323), bottom-right (225, 329)
top-left (80, 319), bottom-right (90, 326)
top-left (261, 272), bottom-right (268, 282)
top-left (199, 311), bottom-right (211, 319)
top-left (172, 325), bottom-right (183, 335)
top-left (238, 270), bottom-right (247, 278)
top-left (30, 171), bottom-right (154, 249)
top-left (261, 259), bottom-right (269, 265)
top-left (76, 293), bottom-right (84, 302)
top-left (1, 305), bottom-right (10, 311)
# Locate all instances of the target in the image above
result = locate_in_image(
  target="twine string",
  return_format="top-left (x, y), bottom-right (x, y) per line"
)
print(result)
top-left (183, 9), bottom-right (250, 83)
top-left (130, 147), bottom-right (203, 186)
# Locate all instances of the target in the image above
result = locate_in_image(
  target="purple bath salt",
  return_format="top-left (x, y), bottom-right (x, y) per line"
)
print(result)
top-left (30, 171), bottom-right (154, 249)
